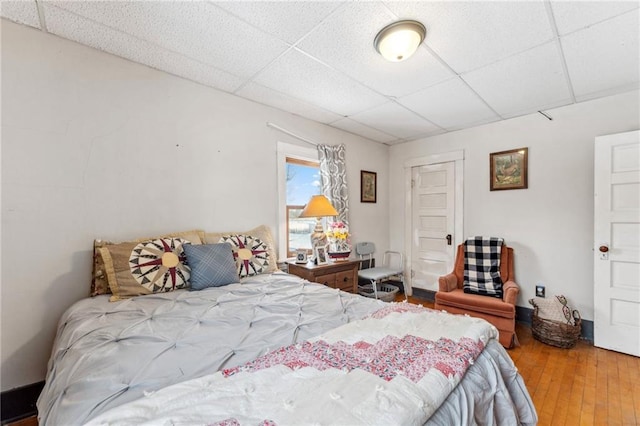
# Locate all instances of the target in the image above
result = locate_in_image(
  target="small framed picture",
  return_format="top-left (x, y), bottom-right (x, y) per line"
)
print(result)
top-left (295, 249), bottom-right (308, 264)
top-left (490, 147), bottom-right (528, 191)
top-left (361, 170), bottom-right (377, 203)
top-left (315, 246), bottom-right (328, 265)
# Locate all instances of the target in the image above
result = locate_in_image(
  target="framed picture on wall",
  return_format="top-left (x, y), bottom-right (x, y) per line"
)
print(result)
top-left (361, 170), bottom-right (377, 203)
top-left (490, 148), bottom-right (528, 191)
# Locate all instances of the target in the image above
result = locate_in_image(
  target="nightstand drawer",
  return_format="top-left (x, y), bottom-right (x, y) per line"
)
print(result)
top-left (315, 273), bottom-right (336, 288)
top-left (335, 270), bottom-right (355, 292)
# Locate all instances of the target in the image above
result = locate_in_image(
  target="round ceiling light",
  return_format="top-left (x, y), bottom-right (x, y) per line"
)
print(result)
top-left (374, 20), bottom-right (426, 62)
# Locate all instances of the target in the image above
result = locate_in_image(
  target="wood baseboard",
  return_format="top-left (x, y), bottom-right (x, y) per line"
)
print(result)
top-left (1, 381), bottom-right (43, 425)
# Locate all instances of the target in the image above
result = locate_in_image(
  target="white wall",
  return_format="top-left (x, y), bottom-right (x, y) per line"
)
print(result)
top-left (0, 21), bottom-right (390, 391)
top-left (390, 90), bottom-right (640, 321)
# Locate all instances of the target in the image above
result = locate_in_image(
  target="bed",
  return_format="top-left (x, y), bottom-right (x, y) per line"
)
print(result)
top-left (37, 272), bottom-right (537, 425)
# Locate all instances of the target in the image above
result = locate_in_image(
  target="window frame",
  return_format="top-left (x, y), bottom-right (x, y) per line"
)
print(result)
top-left (276, 142), bottom-right (319, 260)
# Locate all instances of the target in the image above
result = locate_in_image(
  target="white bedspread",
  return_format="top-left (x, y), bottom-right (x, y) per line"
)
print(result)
top-left (85, 304), bottom-right (505, 425)
top-left (38, 272), bottom-right (537, 425)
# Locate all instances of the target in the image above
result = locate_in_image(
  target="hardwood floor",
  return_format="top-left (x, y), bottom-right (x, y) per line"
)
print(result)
top-left (8, 295), bottom-right (640, 426)
top-left (400, 294), bottom-right (640, 425)
top-left (5, 417), bottom-right (37, 426)
top-left (510, 323), bottom-right (640, 425)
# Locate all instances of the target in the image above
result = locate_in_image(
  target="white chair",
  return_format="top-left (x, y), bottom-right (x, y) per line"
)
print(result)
top-left (356, 242), bottom-right (405, 300)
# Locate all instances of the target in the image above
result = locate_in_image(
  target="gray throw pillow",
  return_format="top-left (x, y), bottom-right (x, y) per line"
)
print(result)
top-left (183, 243), bottom-right (239, 290)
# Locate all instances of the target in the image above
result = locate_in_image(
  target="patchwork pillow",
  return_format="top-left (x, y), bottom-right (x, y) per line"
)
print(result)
top-left (100, 237), bottom-right (193, 302)
top-left (204, 225), bottom-right (277, 274)
top-left (219, 234), bottom-right (269, 278)
top-left (90, 230), bottom-right (203, 297)
top-left (183, 243), bottom-right (239, 290)
top-left (529, 295), bottom-right (575, 325)
top-left (463, 236), bottom-right (504, 298)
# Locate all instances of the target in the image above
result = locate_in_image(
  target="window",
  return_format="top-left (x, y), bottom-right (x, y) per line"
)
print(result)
top-left (277, 142), bottom-right (320, 261)
top-left (285, 157), bottom-right (320, 257)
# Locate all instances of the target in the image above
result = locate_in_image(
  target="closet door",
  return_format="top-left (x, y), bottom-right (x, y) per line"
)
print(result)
top-left (410, 162), bottom-right (456, 292)
top-left (594, 130), bottom-right (640, 357)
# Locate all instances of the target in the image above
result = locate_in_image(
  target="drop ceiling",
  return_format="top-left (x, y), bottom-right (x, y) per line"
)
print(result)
top-left (2, 1), bottom-right (639, 145)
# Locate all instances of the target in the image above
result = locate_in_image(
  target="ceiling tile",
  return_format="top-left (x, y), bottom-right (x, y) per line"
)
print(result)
top-left (43, 4), bottom-right (245, 93)
top-left (213, 1), bottom-right (343, 45)
top-left (550, 1), bottom-right (639, 35)
top-left (463, 41), bottom-right (572, 118)
top-left (237, 82), bottom-right (344, 124)
top-left (158, 54), bottom-right (246, 95)
top-left (254, 48), bottom-right (388, 116)
top-left (330, 118), bottom-right (398, 144)
top-left (1, 1), bottom-right (41, 29)
top-left (46, 1), bottom-right (289, 78)
top-left (385, 1), bottom-right (553, 73)
top-left (296, 2), bottom-right (454, 97)
top-left (348, 102), bottom-right (441, 139)
top-left (398, 77), bottom-right (499, 130)
top-left (561, 9), bottom-right (640, 100)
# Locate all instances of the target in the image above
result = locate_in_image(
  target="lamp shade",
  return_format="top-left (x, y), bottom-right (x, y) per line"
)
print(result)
top-left (299, 195), bottom-right (338, 218)
top-left (374, 20), bottom-right (426, 62)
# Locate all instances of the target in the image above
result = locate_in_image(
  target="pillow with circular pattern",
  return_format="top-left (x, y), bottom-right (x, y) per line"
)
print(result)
top-left (219, 234), bottom-right (270, 278)
top-left (99, 237), bottom-right (192, 301)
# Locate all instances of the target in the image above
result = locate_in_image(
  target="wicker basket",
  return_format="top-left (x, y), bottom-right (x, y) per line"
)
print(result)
top-left (358, 283), bottom-right (399, 302)
top-left (531, 307), bottom-right (581, 348)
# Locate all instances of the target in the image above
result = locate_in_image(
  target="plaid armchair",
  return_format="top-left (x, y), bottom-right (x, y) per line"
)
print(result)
top-left (434, 242), bottom-right (519, 348)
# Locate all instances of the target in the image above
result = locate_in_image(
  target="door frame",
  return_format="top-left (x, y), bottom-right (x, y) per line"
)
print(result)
top-left (404, 150), bottom-right (464, 296)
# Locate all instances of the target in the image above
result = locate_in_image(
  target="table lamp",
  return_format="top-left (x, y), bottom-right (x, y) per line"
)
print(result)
top-left (299, 195), bottom-right (338, 255)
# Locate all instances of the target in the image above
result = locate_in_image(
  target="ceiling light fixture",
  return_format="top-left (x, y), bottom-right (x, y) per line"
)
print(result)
top-left (374, 20), bottom-right (426, 62)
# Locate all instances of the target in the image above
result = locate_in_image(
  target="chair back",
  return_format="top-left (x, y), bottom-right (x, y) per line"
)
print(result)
top-left (452, 243), bottom-right (514, 288)
top-left (356, 242), bottom-right (375, 269)
top-left (355, 242), bottom-right (375, 256)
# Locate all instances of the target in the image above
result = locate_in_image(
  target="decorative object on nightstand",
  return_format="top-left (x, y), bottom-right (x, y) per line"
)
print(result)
top-left (314, 246), bottom-right (328, 265)
top-left (295, 249), bottom-right (308, 264)
top-left (326, 221), bottom-right (351, 260)
top-left (298, 195), bottom-right (338, 256)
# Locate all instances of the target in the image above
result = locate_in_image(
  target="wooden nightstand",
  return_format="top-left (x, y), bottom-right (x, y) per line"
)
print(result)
top-left (286, 259), bottom-right (361, 294)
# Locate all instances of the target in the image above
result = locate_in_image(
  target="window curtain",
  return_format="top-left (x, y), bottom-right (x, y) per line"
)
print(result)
top-left (317, 144), bottom-right (350, 227)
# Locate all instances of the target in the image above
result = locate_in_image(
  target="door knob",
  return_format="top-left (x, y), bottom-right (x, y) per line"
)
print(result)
top-left (599, 245), bottom-right (609, 253)
top-left (446, 234), bottom-right (452, 245)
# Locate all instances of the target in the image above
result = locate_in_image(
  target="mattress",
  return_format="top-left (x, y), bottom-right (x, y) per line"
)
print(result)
top-left (37, 272), bottom-right (536, 425)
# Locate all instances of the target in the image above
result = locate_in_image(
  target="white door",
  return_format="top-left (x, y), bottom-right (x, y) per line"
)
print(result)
top-left (410, 162), bottom-right (456, 291)
top-left (594, 130), bottom-right (640, 357)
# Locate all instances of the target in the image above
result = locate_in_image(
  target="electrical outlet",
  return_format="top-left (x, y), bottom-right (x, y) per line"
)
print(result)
top-left (535, 284), bottom-right (545, 298)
